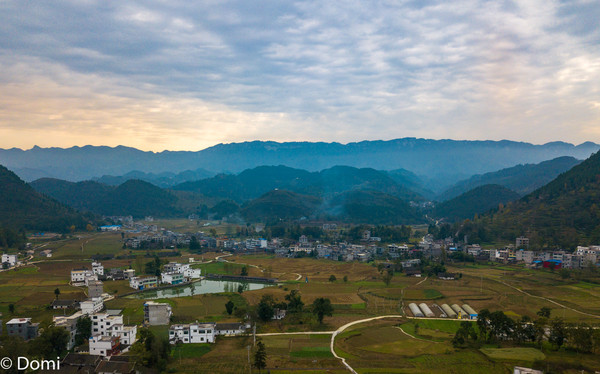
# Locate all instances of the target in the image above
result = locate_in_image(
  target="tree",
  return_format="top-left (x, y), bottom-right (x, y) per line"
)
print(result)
top-left (537, 307), bottom-right (551, 319)
top-left (0, 335), bottom-right (29, 374)
top-left (225, 300), bottom-right (235, 315)
top-left (257, 295), bottom-right (275, 321)
top-left (382, 269), bottom-right (393, 286)
top-left (130, 328), bottom-right (171, 371)
top-left (285, 290), bottom-right (304, 313)
top-left (8, 303), bottom-right (15, 314)
top-left (549, 318), bottom-right (567, 349)
top-left (29, 325), bottom-right (70, 359)
top-left (253, 340), bottom-right (267, 372)
top-left (75, 316), bottom-right (92, 346)
top-left (343, 275), bottom-right (348, 283)
top-left (312, 297), bottom-right (333, 324)
top-left (559, 268), bottom-right (570, 279)
top-left (476, 309), bottom-right (491, 341)
top-left (328, 275), bottom-right (336, 282)
top-left (452, 321), bottom-right (477, 348)
top-left (241, 266), bottom-right (248, 276)
top-left (54, 288), bottom-right (60, 300)
top-left (569, 323), bottom-right (594, 353)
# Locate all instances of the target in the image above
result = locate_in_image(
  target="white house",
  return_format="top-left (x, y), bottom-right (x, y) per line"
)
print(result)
top-left (92, 262), bottom-right (104, 276)
top-left (129, 276), bottom-right (158, 290)
top-left (161, 272), bottom-right (185, 285)
top-left (71, 269), bottom-right (97, 286)
top-left (1, 254), bottom-right (18, 267)
top-left (89, 336), bottom-right (120, 357)
top-left (81, 297), bottom-right (104, 315)
top-left (169, 323), bottom-right (215, 344)
top-left (91, 311), bottom-right (123, 336)
top-left (109, 324), bottom-right (137, 346)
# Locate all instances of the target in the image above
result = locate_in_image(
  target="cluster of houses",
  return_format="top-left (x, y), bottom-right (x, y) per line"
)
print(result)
top-left (464, 243), bottom-right (600, 270)
top-left (129, 261), bottom-right (202, 290)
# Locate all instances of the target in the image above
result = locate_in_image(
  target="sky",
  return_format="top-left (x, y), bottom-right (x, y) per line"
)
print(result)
top-left (0, 0), bottom-right (599, 151)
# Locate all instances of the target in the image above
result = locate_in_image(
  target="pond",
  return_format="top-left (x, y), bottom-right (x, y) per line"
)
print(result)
top-left (125, 279), bottom-right (273, 299)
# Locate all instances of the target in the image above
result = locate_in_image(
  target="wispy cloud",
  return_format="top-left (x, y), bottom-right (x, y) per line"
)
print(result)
top-left (0, 0), bottom-right (598, 150)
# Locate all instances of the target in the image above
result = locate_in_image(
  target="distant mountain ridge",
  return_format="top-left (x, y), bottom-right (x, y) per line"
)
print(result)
top-left (437, 156), bottom-right (582, 201)
top-left (2, 139), bottom-right (598, 190)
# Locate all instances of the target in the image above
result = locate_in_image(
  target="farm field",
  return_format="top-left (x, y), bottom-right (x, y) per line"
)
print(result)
top-left (3, 228), bottom-right (600, 373)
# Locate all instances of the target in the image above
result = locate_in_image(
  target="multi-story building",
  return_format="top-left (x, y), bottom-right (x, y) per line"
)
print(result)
top-left (1, 254), bottom-right (18, 267)
top-left (144, 301), bottom-right (172, 325)
top-left (88, 280), bottom-right (104, 298)
top-left (89, 336), bottom-right (120, 357)
top-left (161, 272), bottom-right (185, 285)
top-left (516, 236), bottom-right (530, 248)
top-left (71, 268), bottom-right (97, 286)
top-left (81, 297), bottom-right (104, 315)
top-left (109, 324), bottom-right (137, 346)
top-left (124, 269), bottom-right (136, 279)
top-left (516, 250), bottom-right (535, 264)
top-left (169, 323), bottom-right (216, 344)
top-left (6, 318), bottom-right (39, 340)
top-left (54, 312), bottom-right (83, 350)
top-left (129, 276), bottom-right (158, 290)
top-left (91, 311), bottom-right (123, 336)
top-left (92, 262), bottom-right (104, 276)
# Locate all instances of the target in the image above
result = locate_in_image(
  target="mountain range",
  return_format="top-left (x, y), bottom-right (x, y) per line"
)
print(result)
top-left (436, 156), bottom-right (582, 201)
top-left (472, 151), bottom-right (600, 248)
top-left (2, 139), bottom-right (598, 191)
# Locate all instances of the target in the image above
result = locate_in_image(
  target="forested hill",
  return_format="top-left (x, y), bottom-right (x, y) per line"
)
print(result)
top-left (173, 165), bottom-right (423, 202)
top-left (0, 165), bottom-right (94, 232)
top-left (31, 178), bottom-right (183, 218)
top-left (470, 151), bottom-right (600, 248)
top-left (433, 184), bottom-right (520, 222)
top-left (437, 156), bottom-right (581, 201)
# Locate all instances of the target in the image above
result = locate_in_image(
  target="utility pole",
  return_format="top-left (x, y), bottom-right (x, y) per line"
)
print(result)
top-left (247, 345), bottom-right (251, 374)
top-left (253, 324), bottom-right (256, 346)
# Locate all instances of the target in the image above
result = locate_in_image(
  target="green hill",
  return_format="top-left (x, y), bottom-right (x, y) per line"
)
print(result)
top-left (31, 178), bottom-right (207, 218)
top-left (241, 190), bottom-right (321, 221)
top-left (328, 190), bottom-right (424, 225)
top-left (0, 165), bottom-right (94, 231)
top-left (473, 151), bottom-right (600, 248)
top-left (434, 184), bottom-right (520, 222)
top-left (174, 165), bottom-right (424, 202)
top-left (438, 156), bottom-right (581, 201)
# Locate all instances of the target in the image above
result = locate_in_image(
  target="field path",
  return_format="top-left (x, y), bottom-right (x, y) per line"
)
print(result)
top-left (414, 276), bottom-right (429, 286)
top-left (394, 326), bottom-right (441, 343)
top-left (330, 315), bottom-right (403, 374)
top-left (498, 279), bottom-right (600, 319)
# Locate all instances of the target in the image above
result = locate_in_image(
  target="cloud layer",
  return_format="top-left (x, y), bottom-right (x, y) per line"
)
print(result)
top-left (0, 0), bottom-right (598, 150)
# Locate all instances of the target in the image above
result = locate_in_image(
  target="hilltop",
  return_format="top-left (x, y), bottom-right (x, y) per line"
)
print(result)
top-left (0, 165), bottom-right (94, 231)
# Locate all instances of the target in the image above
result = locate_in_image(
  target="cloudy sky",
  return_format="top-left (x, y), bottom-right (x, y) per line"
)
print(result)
top-left (0, 0), bottom-right (598, 151)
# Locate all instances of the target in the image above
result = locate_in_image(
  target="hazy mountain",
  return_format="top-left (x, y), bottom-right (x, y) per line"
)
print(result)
top-left (92, 168), bottom-right (214, 188)
top-left (386, 168), bottom-right (435, 199)
top-left (473, 151), bottom-right (600, 248)
top-left (173, 165), bottom-right (423, 202)
top-left (437, 156), bottom-right (581, 201)
top-left (0, 166), bottom-right (94, 231)
top-left (2, 139), bottom-right (598, 189)
top-left (433, 184), bottom-right (520, 222)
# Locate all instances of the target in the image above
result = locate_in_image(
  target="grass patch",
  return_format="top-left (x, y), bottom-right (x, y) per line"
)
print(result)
top-left (172, 343), bottom-right (212, 358)
top-left (480, 347), bottom-right (545, 362)
top-left (290, 346), bottom-right (334, 358)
